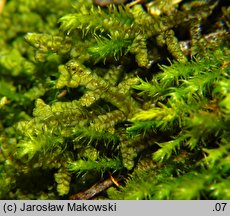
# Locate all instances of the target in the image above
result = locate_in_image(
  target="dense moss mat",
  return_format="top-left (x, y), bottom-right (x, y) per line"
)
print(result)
top-left (0, 0), bottom-right (229, 199)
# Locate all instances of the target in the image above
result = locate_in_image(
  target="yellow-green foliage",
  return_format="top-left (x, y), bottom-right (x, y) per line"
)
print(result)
top-left (0, 0), bottom-right (229, 199)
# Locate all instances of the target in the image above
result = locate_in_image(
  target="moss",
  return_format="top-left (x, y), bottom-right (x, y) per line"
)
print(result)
top-left (0, 0), bottom-right (229, 199)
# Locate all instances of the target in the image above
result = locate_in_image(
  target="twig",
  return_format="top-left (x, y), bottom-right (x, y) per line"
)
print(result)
top-left (69, 175), bottom-right (123, 200)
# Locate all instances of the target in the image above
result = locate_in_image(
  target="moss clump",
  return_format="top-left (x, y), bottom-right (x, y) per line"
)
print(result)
top-left (0, 0), bottom-right (229, 199)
